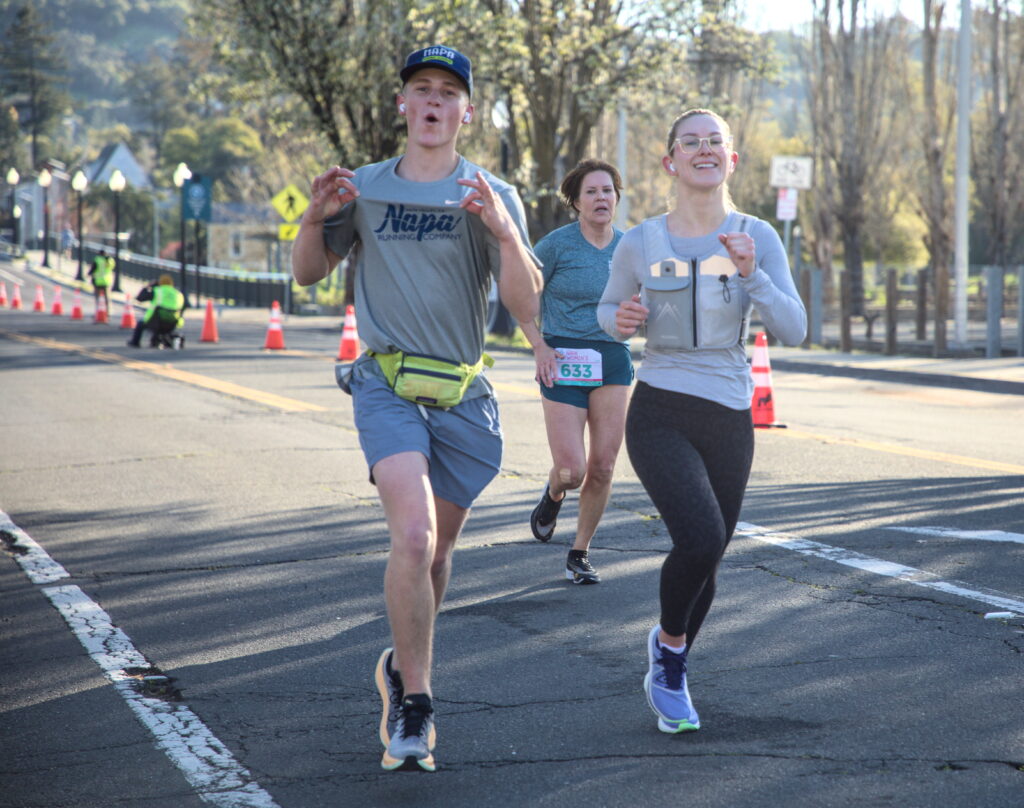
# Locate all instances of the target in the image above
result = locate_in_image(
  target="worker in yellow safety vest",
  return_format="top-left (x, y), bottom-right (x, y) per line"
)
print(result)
top-left (127, 274), bottom-right (185, 348)
top-left (88, 249), bottom-right (114, 312)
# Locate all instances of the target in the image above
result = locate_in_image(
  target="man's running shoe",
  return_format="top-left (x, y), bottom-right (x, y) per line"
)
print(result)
top-left (643, 625), bottom-right (700, 733)
top-left (381, 694), bottom-right (436, 772)
top-left (374, 648), bottom-right (403, 746)
top-left (530, 485), bottom-right (563, 542)
top-left (565, 549), bottom-right (600, 584)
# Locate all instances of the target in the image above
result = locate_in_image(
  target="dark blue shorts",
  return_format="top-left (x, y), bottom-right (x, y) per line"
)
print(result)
top-left (539, 336), bottom-right (634, 410)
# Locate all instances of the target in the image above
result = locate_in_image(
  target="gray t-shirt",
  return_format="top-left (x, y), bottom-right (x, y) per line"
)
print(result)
top-left (323, 156), bottom-right (536, 372)
top-left (597, 211), bottom-right (807, 410)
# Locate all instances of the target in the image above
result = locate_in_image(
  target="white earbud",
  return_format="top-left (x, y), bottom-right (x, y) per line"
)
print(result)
top-left (669, 162), bottom-right (675, 172)
top-left (399, 103), bottom-right (406, 113)
top-left (462, 111), bottom-right (472, 123)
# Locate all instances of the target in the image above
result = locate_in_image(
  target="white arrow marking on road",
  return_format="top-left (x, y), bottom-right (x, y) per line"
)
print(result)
top-left (737, 522), bottom-right (1024, 614)
top-left (1, 511), bottom-right (281, 808)
top-left (885, 526), bottom-right (1024, 545)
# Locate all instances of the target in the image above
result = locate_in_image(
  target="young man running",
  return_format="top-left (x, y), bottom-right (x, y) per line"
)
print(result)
top-left (292, 45), bottom-right (541, 772)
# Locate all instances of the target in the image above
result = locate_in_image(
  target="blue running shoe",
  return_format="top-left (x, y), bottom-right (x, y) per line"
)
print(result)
top-left (643, 625), bottom-right (700, 733)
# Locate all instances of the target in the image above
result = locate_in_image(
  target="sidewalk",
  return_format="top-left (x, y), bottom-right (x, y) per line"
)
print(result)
top-left (12, 250), bottom-right (1024, 396)
top-left (767, 345), bottom-right (1024, 396)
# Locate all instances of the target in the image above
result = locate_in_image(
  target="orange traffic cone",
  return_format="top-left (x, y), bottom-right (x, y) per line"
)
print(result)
top-left (751, 332), bottom-right (785, 428)
top-left (120, 294), bottom-right (136, 329)
top-left (50, 287), bottom-right (64, 315)
top-left (337, 304), bottom-right (360, 360)
top-left (0, 281), bottom-right (7, 307)
top-left (95, 298), bottom-right (109, 324)
top-left (32, 285), bottom-right (45, 311)
top-left (70, 289), bottom-right (83, 320)
top-left (200, 299), bottom-right (219, 343)
top-left (263, 300), bottom-right (285, 350)
top-left (10, 285), bottom-right (22, 309)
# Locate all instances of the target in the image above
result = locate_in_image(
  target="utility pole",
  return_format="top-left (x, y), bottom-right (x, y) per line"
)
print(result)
top-left (953, 0), bottom-right (972, 348)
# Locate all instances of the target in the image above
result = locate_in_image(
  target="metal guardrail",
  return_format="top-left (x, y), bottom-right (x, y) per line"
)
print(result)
top-left (81, 242), bottom-right (292, 312)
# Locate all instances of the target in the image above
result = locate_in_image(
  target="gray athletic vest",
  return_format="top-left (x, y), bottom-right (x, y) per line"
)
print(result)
top-left (640, 215), bottom-right (751, 351)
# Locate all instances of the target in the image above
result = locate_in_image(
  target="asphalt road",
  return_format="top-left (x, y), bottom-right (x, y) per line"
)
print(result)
top-left (2, 269), bottom-right (1023, 808)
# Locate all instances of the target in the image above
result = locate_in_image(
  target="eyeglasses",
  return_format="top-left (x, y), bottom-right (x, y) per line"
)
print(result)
top-left (673, 135), bottom-right (731, 154)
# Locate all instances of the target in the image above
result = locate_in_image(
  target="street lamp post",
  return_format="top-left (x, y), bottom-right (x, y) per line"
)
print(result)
top-left (38, 167), bottom-right (52, 267)
top-left (172, 162), bottom-right (192, 306)
top-left (71, 170), bottom-right (88, 281)
top-left (108, 169), bottom-right (126, 292)
top-left (5, 168), bottom-right (17, 250)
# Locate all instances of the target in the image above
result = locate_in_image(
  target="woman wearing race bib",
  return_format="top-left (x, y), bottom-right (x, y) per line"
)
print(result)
top-left (597, 109), bottom-right (806, 734)
top-left (519, 159), bottom-right (633, 585)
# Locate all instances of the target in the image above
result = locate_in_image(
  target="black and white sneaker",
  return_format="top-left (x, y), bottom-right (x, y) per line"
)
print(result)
top-left (530, 485), bottom-right (563, 542)
top-left (381, 694), bottom-right (436, 772)
top-left (565, 549), bottom-right (600, 584)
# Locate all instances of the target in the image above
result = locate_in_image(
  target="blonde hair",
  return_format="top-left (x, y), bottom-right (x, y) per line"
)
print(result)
top-left (666, 108), bottom-right (736, 211)
top-left (158, 274), bottom-right (174, 285)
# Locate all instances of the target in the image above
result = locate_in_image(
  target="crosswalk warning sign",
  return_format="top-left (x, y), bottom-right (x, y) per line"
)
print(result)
top-left (272, 184), bottom-right (309, 223)
top-left (278, 223), bottom-right (300, 241)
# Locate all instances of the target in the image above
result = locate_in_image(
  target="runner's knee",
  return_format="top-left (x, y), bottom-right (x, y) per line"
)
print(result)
top-left (389, 527), bottom-right (435, 569)
top-left (585, 458), bottom-right (615, 487)
top-left (558, 465), bottom-right (584, 490)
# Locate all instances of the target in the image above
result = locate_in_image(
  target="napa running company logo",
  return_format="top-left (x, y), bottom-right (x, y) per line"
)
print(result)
top-left (372, 204), bottom-right (462, 242)
top-left (421, 46), bottom-right (456, 67)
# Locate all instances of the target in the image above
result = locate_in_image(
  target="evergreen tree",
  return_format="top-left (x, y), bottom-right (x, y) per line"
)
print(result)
top-left (0, 3), bottom-right (70, 167)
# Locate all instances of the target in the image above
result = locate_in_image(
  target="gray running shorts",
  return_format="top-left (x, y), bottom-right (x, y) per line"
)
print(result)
top-left (349, 360), bottom-right (503, 509)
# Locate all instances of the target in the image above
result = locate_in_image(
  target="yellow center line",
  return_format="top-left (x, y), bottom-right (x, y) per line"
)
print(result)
top-left (780, 427), bottom-right (1024, 475)
top-left (497, 379), bottom-right (1023, 474)
top-left (1, 329), bottom-right (327, 413)
top-left (6, 328), bottom-right (1020, 473)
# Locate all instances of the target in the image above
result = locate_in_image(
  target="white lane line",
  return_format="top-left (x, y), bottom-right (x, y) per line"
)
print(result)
top-left (1, 512), bottom-right (70, 584)
top-left (2, 512), bottom-right (280, 808)
top-left (885, 526), bottom-right (1024, 545)
top-left (737, 521), bottom-right (1024, 614)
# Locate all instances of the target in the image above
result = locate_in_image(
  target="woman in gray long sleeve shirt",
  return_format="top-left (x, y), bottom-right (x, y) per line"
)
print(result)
top-left (597, 108), bottom-right (806, 736)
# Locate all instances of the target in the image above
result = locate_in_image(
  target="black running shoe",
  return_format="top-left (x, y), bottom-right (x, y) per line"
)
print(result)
top-left (530, 485), bottom-right (563, 542)
top-left (565, 549), bottom-right (600, 584)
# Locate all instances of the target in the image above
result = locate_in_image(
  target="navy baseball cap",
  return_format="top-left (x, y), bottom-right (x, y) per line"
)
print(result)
top-left (400, 45), bottom-right (473, 96)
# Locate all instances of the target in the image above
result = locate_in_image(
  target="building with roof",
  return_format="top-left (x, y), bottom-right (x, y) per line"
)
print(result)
top-left (84, 143), bottom-right (150, 190)
top-left (206, 202), bottom-right (284, 273)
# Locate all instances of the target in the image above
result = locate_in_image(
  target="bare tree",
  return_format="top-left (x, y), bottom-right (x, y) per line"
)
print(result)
top-left (972, 0), bottom-right (1024, 272)
top-left (804, 0), bottom-right (909, 316)
top-left (914, 0), bottom-right (957, 352)
top-left (466, 0), bottom-right (695, 237)
top-left (194, 0), bottom-right (423, 168)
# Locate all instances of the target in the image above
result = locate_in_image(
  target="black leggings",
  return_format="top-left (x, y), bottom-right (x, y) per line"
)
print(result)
top-left (625, 382), bottom-right (754, 645)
